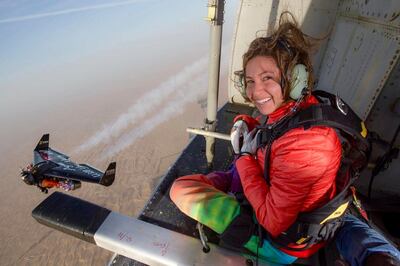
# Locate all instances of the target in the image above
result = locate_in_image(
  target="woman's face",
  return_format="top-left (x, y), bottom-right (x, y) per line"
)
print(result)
top-left (245, 56), bottom-right (284, 115)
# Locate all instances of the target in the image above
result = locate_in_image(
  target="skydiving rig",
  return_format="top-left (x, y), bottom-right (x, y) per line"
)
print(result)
top-left (31, 0), bottom-right (400, 265)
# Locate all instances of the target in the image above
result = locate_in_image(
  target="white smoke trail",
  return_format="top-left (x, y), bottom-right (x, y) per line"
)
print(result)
top-left (74, 56), bottom-right (208, 153)
top-left (101, 72), bottom-right (207, 159)
top-left (0, 0), bottom-right (151, 24)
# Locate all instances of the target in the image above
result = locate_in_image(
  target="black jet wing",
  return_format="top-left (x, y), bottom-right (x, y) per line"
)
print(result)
top-left (33, 134), bottom-right (116, 186)
top-left (33, 134), bottom-right (70, 164)
top-left (43, 159), bottom-right (116, 186)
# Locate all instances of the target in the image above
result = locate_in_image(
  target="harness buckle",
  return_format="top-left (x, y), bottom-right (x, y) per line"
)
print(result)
top-left (350, 186), bottom-right (369, 221)
top-left (335, 93), bottom-right (348, 115)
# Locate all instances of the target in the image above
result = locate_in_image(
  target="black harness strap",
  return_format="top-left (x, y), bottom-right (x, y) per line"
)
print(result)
top-left (260, 102), bottom-right (370, 186)
top-left (270, 174), bottom-right (357, 251)
top-left (256, 92), bottom-right (370, 250)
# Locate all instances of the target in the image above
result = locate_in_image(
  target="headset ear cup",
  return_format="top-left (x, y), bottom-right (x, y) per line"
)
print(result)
top-left (290, 64), bottom-right (309, 100)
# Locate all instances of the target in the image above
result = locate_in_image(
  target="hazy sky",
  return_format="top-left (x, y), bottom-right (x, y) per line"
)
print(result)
top-left (0, 0), bottom-right (238, 157)
top-left (0, 0), bottom-right (221, 94)
top-left (0, 1), bottom-right (205, 73)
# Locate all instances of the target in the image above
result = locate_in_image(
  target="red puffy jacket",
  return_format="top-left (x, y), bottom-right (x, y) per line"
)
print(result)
top-left (235, 95), bottom-right (342, 257)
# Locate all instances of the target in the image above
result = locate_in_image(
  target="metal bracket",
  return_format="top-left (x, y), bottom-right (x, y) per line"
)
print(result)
top-left (196, 223), bottom-right (210, 253)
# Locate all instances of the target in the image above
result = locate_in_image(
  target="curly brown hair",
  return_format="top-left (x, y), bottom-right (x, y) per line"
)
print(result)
top-left (237, 12), bottom-right (317, 102)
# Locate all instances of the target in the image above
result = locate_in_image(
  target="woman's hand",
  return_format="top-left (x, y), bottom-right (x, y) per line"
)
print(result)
top-left (230, 120), bottom-right (248, 154)
top-left (240, 129), bottom-right (259, 155)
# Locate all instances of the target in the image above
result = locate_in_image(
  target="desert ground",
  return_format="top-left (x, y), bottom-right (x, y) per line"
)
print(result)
top-left (0, 62), bottom-right (228, 265)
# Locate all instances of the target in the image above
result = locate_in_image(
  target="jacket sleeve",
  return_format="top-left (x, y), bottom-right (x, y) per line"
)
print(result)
top-left (235, 127), bottom-right (341, 237)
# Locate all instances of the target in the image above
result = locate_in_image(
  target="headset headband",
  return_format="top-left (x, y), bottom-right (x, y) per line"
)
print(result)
top-left (261, 37), bottom-right (293, 57)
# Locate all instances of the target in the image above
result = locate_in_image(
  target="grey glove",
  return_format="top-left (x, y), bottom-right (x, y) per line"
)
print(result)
top-left (230, 120), bottom-right (249, 154)
top-left (240, 129), bottom-right (259, 155)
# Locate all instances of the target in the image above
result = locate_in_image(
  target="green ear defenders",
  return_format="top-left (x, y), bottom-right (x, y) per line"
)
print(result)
top-left (289, 64), bottom-right (309, 100)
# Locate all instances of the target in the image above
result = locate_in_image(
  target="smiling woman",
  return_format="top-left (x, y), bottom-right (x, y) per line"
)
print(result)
top-left (170, 13), bottom-right (337, 264)
top-left (244, 56), bottom-right (284, 115)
